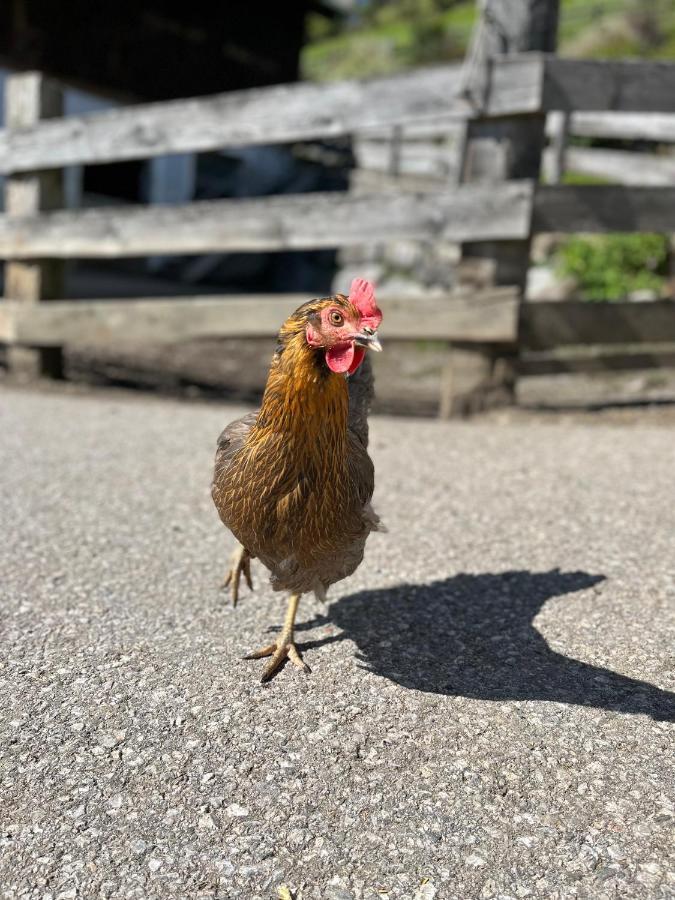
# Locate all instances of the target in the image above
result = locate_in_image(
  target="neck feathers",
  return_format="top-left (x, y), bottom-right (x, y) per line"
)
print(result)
top-left (255, 331), bottom-right (349, 454)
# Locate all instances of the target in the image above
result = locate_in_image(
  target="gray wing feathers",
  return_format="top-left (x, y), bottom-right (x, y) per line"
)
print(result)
top-left (214, 410), bottom-right (257, 475)
top-left (347, 354), bottom-right (374, 448)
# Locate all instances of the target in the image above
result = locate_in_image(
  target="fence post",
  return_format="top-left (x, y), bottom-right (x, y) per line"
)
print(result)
top-left (547, 110), bottom-right (569, 184)
top-left (4, 72), bottom-right (65, 379)
top-left (439, 0), bottom-right (560, 417)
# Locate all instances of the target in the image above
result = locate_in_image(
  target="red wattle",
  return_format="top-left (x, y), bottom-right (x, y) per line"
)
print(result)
top-left (325, 342), bottom-right (355, 373)
top-left (348, 347), bottom-right (366, 374)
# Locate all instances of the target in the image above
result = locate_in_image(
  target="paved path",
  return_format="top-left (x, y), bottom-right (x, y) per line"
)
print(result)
top-left (1, 387), bottom-right (674, 900)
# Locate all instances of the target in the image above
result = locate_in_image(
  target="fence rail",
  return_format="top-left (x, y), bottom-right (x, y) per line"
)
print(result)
top-left (541, 59), bottom-right (675, 113)
top-left (550, 111), bottom-right (675, 143)
top-left (533, 186), bottom-right (675, 233)
top-left (358, 109), bottom-right (675, 145)
top-left (543, 147), bottom-right (675, 188)
top-left (2, 183), bottom-right (675, 260)
top-left (519, 345), bottom-right (675, 377)
top-left (2, 57), bottom-right (675, 176)
top-left (0, 287), bottom-right (520, 346)
top-left (0, 57), bottom-right (541, 174)
top-left (521, 301), bottom-right (675, 351)
top-left (0, 183), bottom-right (534, 258)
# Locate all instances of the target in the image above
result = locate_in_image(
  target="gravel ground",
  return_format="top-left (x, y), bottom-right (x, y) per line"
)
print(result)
top-left (1, 386), bottom-right (674, 900)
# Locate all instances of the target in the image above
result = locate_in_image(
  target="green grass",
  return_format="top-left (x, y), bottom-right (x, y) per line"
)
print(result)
top-left (562, 171), bottom-right (613, 186)
top-left (556, 234), bottom-right (670, 301)
top-left (558, 0), bottom-right (606, 44)
top-left (302, 1), bottom-right (476, 81)
top-left (559, 0), bottom-right (675, 58)
top-left (302, 0), bottom-right (675, 82)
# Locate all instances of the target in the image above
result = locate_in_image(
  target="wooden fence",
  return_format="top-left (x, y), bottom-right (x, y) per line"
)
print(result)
top-left (1, 54), bottom-right (675, 412)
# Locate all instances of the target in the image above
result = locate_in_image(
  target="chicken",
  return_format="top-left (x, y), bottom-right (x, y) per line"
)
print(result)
top-left (211, 278), bottom-right (383, 682)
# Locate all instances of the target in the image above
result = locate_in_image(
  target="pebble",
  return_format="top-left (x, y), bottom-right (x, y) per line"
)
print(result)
top-left (226, 803), bottom-right (249, 818)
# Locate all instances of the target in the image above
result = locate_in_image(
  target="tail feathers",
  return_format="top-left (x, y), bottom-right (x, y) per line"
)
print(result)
top-left (364, 501), bottom-right (387, 533)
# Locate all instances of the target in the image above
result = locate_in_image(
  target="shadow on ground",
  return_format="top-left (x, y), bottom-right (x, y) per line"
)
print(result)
top-left (303, 569), bottom-right (675, 721)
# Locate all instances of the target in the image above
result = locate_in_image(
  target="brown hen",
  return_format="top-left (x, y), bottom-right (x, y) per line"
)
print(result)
top-left (211, 279), bottom-right (383, 682)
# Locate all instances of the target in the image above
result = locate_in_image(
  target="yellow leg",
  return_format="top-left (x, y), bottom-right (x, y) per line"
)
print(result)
top-left (244, 593), bottom-right (310, 683)
top-left (221, 544), bottom-right (253, 606)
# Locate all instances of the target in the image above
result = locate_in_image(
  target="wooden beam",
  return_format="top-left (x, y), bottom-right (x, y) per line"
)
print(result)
top-left (543, 58), bottom-right (675, 113)
top-left (0, 287), bottom-right (519, 347)
top-left (3, 72), bottom-right (65, 378)
top-left (559, 112), bottom-right (675, 143)
top-left (4, 183), bottom-right (672, 258)
top-left (360, 119), bottom-right (465, 141)
top-left (0, 182), bottom-right (534, 258)
top-left (0, 58), bottom-right (544, 175)
top-left (521, 301), bottom-right (675, 351)
top-left (552, 146), bottom-right (675, 187)
top-left (519, 345), bottom-right (675, 376)
top-left (542, 145), bottom-right (675, 187)
top-left (545, 111), bottom-right (569, 185)
top-left (345, 109), bottom-right (675, 145)
top-left (2, 58), bottom-right (675, 176)
top-left (349, 169), bottom-right (446, 195)
top-left (354, 137), bottom-right (462, 181)
top-left (533, 186), bottom-right (675, 233)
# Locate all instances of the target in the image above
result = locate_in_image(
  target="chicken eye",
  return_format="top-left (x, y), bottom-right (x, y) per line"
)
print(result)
top-left (329, 310), bottom-right (344, 326)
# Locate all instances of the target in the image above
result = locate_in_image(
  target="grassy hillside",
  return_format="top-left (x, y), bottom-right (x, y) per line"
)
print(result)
top-left (302, 0), bottom-right (675, 81)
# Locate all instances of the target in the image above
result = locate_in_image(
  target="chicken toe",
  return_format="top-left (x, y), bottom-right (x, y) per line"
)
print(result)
top-left (243, 593), bottom-right (310, 682)
top-left (244, 638), bottom-right (310, 683)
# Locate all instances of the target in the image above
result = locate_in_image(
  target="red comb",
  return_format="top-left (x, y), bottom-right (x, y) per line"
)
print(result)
top-left (349, 277), bottom-right (382, 330)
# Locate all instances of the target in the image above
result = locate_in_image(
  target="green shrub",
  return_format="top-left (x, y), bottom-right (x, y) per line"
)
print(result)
top-left (556, 233), bottom-right (669, 301)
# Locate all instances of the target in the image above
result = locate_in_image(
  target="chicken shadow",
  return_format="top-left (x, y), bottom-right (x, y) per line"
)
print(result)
top-left (303, 569), bottom-right (675, 721)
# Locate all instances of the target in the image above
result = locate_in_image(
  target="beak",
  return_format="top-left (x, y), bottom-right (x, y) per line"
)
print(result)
top-left (354, 329), bottom-right (383, 352)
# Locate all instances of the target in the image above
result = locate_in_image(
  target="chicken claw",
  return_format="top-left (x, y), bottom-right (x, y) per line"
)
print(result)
top-left (243, 593), bottom-right (310, 683)
top-left (221, 544), bottom-right (253, 606)
top-left (244, 639), bottom-right (310, 683)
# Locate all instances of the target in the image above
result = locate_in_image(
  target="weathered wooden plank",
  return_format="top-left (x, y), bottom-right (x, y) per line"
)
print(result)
top-left (545, 111), bottom-right (569, 185)
top-left (356, 110), bottom-right (675, 145)
top-left (543, 58), bottom-right (675, 113)
top-left (0, 58), bottom-right (544, 175)
top-left (519, 345), bottom-right (675, 376)
top-left (0, 287), bottom-right (519, 346)
top-left (7, 180), bottom-right (669, 262)
top-left (541, 145), bottom-right (675, 186)
top-left (484, 55), bottom-right (546, 117)
top-left (553, 146), bottom-right (675, 187)
top-left (349, 169), bottom-right (445, 195)
top-left (521, 301), bottom-right (675, 351)
top-left (556, 112), bottom-right (675, 143)
top-left (4, 72), bottom-right (65, 378)
top-left (358, 119), bottom-right (464, 141)
top-left (354, 137), bottom-right (461, 181)
top-left (0, 182), bottom-right (534, 258)
top-left (533, 186), bottom-right (675, 233)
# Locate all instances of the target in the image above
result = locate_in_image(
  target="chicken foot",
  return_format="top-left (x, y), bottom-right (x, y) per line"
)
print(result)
top-left (244, 592), bottom-right (311, 683)
top-left (221, 544), bottom-right (253, 606)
